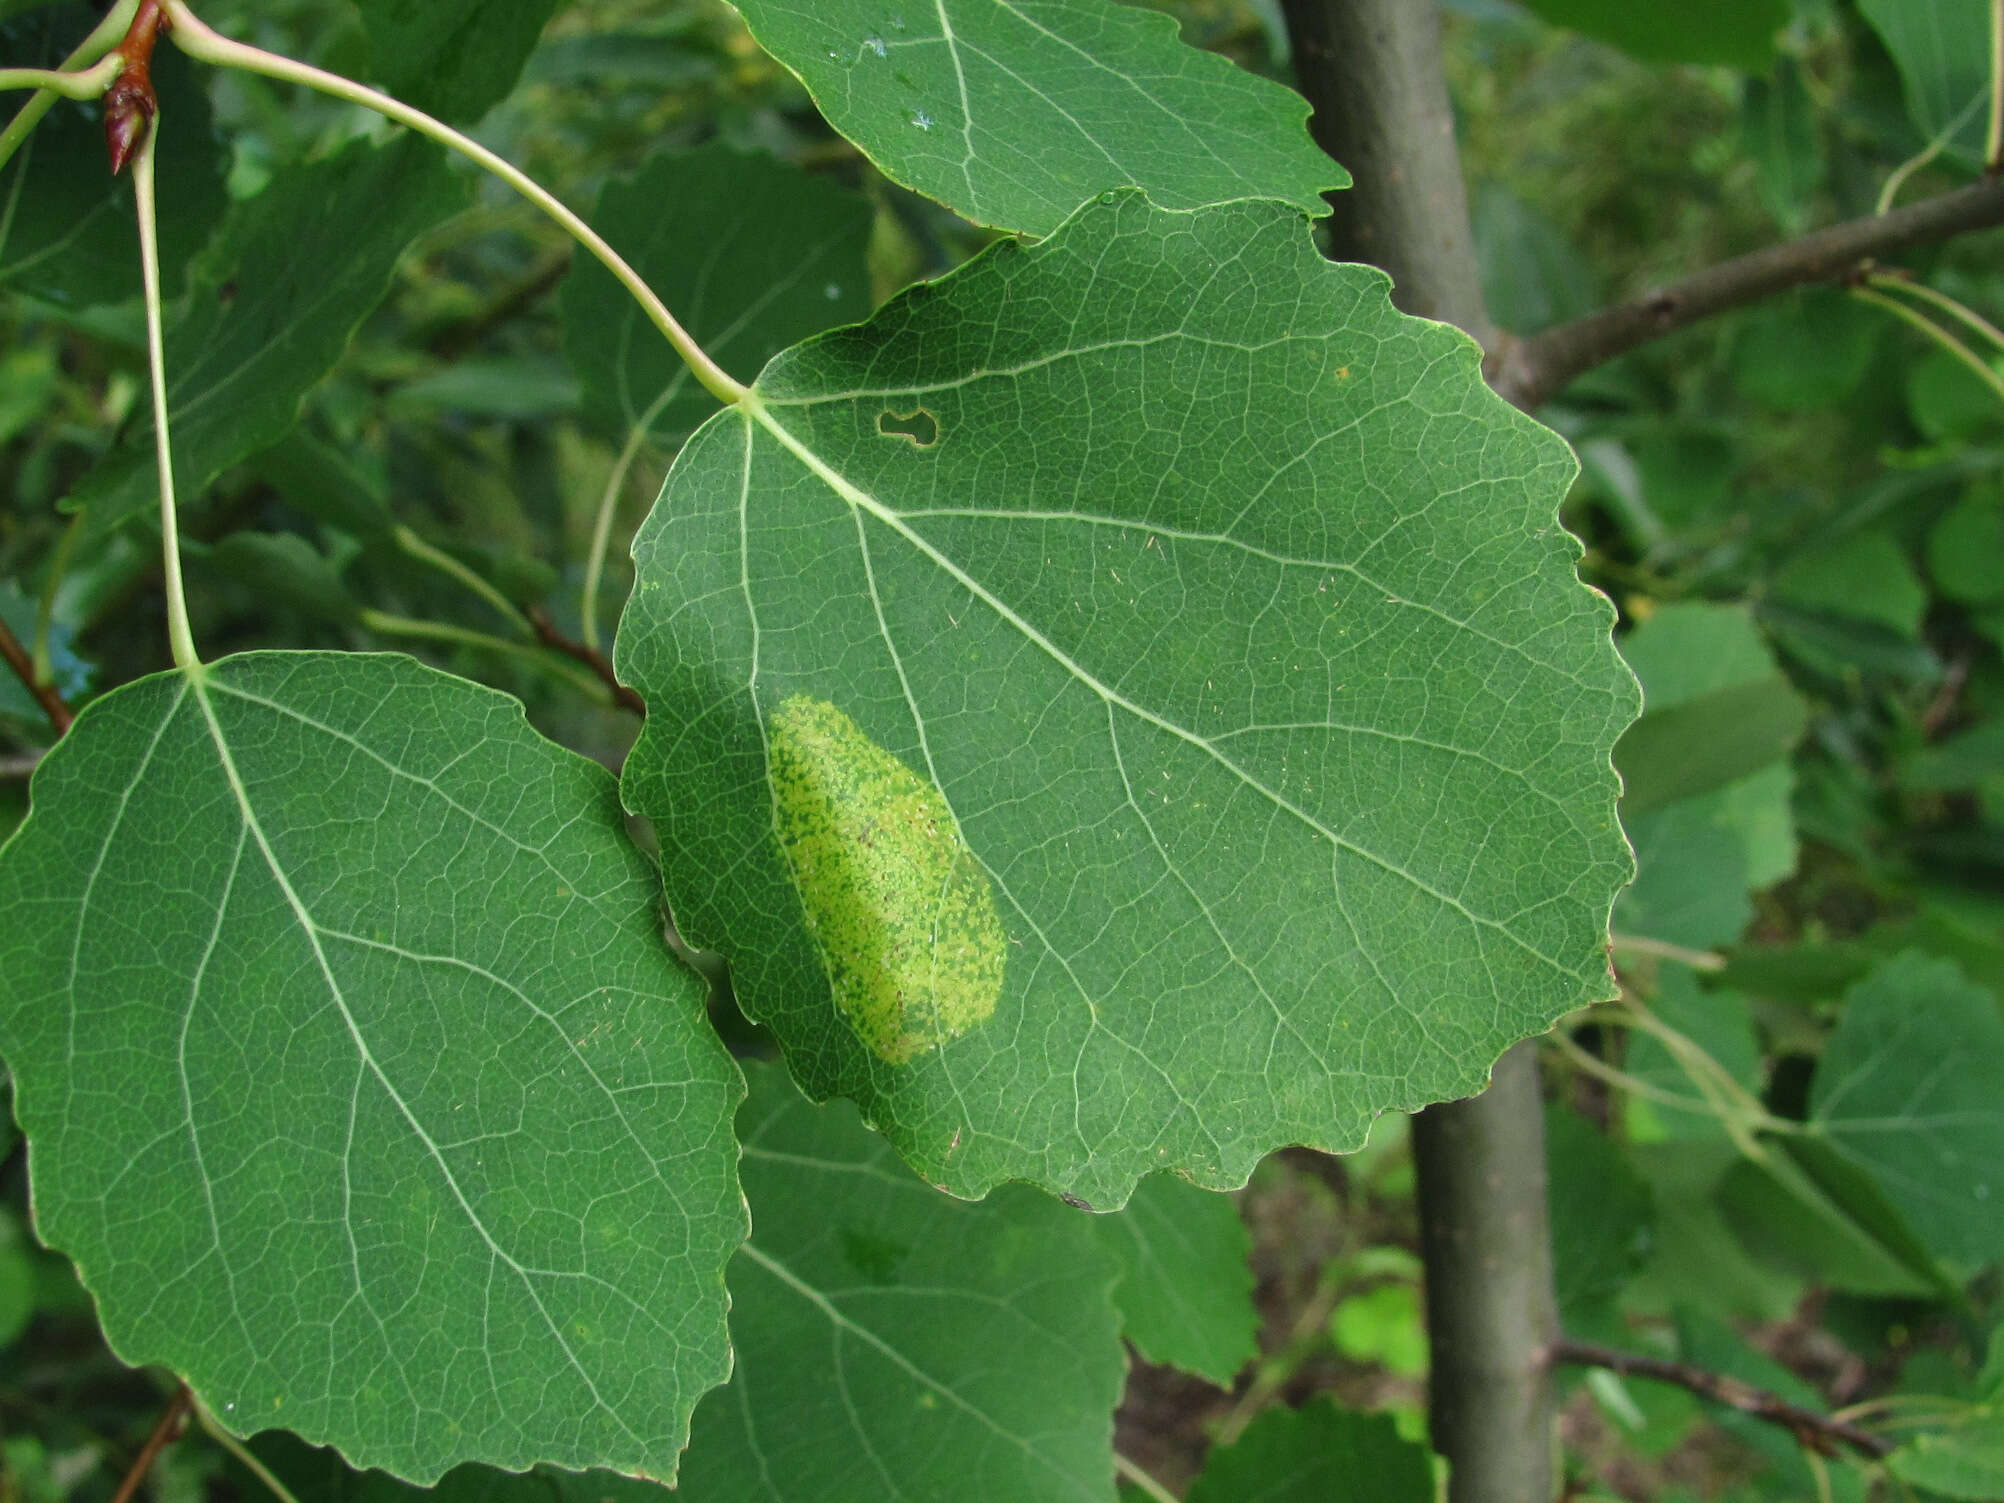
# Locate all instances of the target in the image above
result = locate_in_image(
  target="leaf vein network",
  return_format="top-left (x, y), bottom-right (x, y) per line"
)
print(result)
top-left (746, 402), bottom-right (1576, 981)
top-left (188, 679), bottom-right (656, 1449)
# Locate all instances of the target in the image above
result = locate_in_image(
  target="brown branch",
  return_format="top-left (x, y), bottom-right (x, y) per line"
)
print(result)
top-left (108, 1383), bottom-right (192, 1503)
top-left (1550, 1337), bottom-right (1893, 1461)
top-left (0, 605), bottom-right (73, 735)
top-left (525, 606), bottom-right (646, 716)
top-left (1491, 178), bottom-right (2004, 410)
top-left (103, 0), bottom-right (167, 174)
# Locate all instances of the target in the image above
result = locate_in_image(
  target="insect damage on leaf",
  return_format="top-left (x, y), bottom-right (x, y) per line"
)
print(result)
top-left (767, 695), bottom-right (1005, 1065)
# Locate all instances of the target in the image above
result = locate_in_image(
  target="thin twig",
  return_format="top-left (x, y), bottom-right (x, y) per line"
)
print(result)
top-left (0, 752), bottom-right (47, 779)
top-left (108, 1383), bottom-right (192, 1503)
top-left (527, 606), bottom-right (646, 715)
top-left (1550, 1338), bottom-right (1894, 1460)
top-left (0, 603), bottom-right (73, 734)
top-left (1491, 178), bottom-right (2004, 409)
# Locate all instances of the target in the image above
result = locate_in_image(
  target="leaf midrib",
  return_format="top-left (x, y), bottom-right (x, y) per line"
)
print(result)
top-left (183, 668), bottom-right (650, 1447)
top-left (739, 395), bottom-right (1579, 982)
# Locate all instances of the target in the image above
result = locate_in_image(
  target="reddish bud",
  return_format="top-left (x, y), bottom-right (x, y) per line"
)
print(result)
top-left (101, 1), bottom-right (168, 175)
top-left (104, 79), bottom-right (155, 175)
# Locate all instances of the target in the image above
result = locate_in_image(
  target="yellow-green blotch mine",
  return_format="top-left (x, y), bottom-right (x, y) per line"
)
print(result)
top-left (767, 695), bottom-right (1006, 1065)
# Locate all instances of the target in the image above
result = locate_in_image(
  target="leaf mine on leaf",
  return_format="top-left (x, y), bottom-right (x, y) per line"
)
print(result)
top-left (769, 694), bottom-right (1007, 1064)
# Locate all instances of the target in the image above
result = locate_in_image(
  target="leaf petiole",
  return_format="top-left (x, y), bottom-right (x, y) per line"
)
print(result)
top-left (1865, 270), bottom-right (2004, 357)
top-left (159, 0), bottom-right (746, 407)
top-left (356, 609), bottom-right (614, 705)
top-left (389, 525), bottom-right (534, 638)
top-left (131, 116), bottom-right (200, 672)
top-left (189, 1399), bottom-right (304, 1503)
top-left (0, 55), bottom-right (126, 99)
top-left (579, 383), bottom-right (677, 654)
top-left (0, 0), bottom-right (138, 173)
top-left (1851, 282), bottom-right (2004, 410)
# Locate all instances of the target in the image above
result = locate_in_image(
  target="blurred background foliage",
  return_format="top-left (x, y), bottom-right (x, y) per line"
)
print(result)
top-left (2, 0), bottom-right (2001, 1499)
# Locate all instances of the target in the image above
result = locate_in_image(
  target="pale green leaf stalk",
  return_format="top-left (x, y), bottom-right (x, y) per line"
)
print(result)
top-left (159, 0), bottom-right (744, 407)
top-left (1852, 283), bottom-right (2004, 410)
top-left (1867, 271), bottom-right (2004, 357)
top-left (1989, 0), bottom-right (2002, 169)
top-left (580, 385), bottom-right (674, 654)
top-left (0, 53), bottom-right (125, 101)
top-left (389, 524), bottom-right (534, 635)
top-left (131, 120), bottom-right (200, 672)
top-left (0, 0), bottom-right (137, 172)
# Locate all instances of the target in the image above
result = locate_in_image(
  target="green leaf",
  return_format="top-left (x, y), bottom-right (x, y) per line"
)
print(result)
top-left (1546, 1106), bottom-right (1653, 1321)
top-left (1858, 0), bottom-right (1992, 162)
top-left (1927, 486), bottom-right (2004, 605)
top-left (0, 39), bottom-right (227, 309)
top-left (388, 355), bottom-right (580, 421)
top-left (1774, 530), bottom-right (1929, 639)
top-left (1906, 348), bottom-right (2004, 445)
top-left (63, 136), bottom-right (466, 546)
top-left (1184, 1400), bottom-right (1433, 1503)
top-left (726, 0), bottom-right (1342, 236)
top-left (1626, 1139), bottom-right (1802, 1323)
top-left (350, 0), bottom-right (564, 123)
top-left (1731, 290), bottom-right (1880, 413)
top-left (1743, 59), bottom-right (1823, 235)
top-left (616, 193), bottom-right (1637, 1204)
top-left (676, 1059), bottom-right (1125, 1500)
top-left (1613, 604), bottom-right (1801, 950)
top-left (1761, 600), bottom-right (1944, 683)
top-left (1086, 1173), bottom-right (1257, 1385)
top-left (1614, 677), bottom-right (1808, 816)
top-left (244, 431), bottom-right (394, 540)
top-left (0, 653), bottom-right (745, 1482)
top-left (1899, 718), bottom-right (2004, 792)
top-left (205, 533), bottom-right (361, 627)
top-left (1717, 1141), bottom-right (1951, 1297)
top-left (1615, 798), bottom-right (1759, 950)
top-left (1328, 1282), bottom-right (1426, 1377)
top-left (0, 342), bottom-right (59, 445)
top-left (1890, 1414), bottom-right (2004, 1501)
top-left (1809, 951), bottom-right (2004, 1267)
top-left (1516, 0), bottom-right (1787, 69)
top-left (1471, 183), bottom-right (1596, 335)
top-left (231, 1057), bottom-right (1124, 1503)
top-left (562, 145), bottom-right (874, 450)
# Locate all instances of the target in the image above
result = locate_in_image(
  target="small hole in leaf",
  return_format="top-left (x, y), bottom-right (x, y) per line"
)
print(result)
top-left (878, 408), bottom-right (940, 447)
